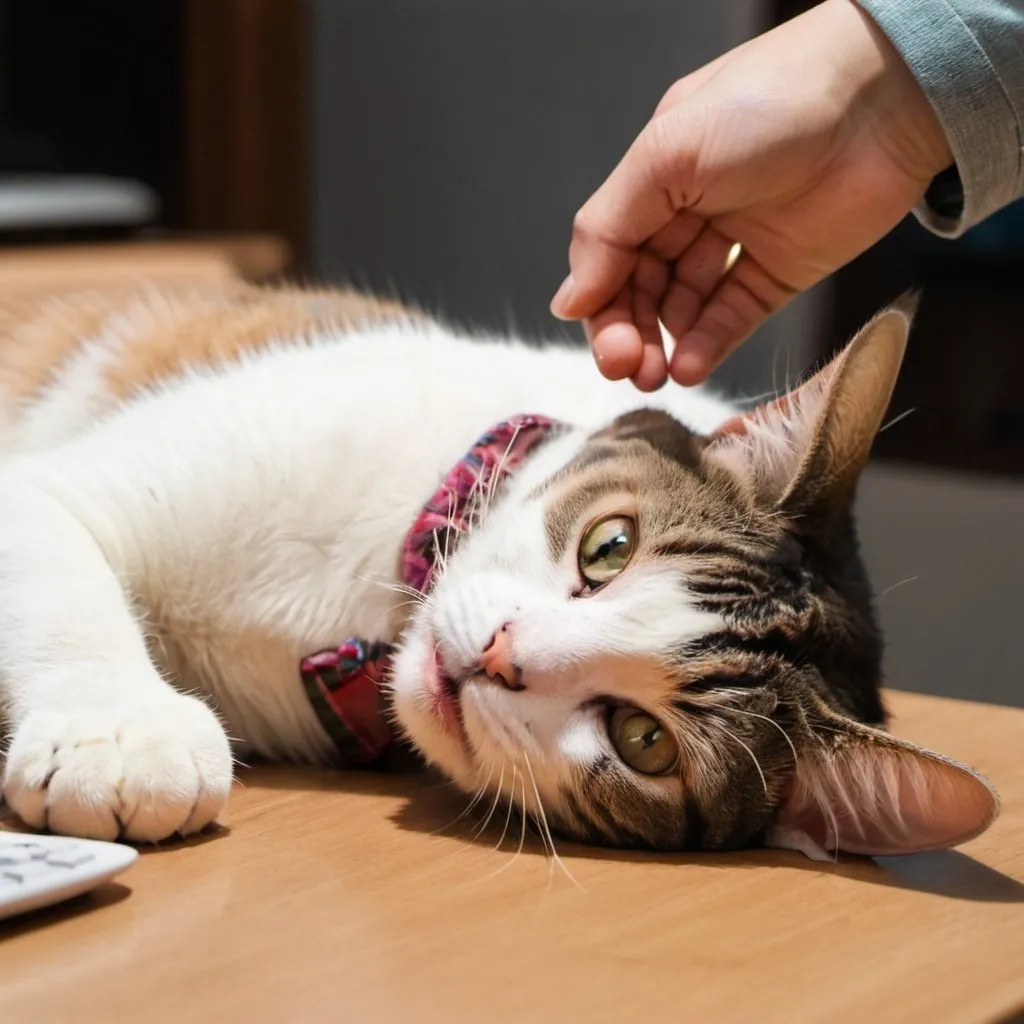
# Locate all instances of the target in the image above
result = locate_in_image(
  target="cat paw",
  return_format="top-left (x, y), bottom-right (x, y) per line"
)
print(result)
top-left (2, 696), bottom-right (233, 842)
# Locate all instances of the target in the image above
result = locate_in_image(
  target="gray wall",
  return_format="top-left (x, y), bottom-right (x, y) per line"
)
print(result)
top-left (310, 0), bottom-right (820, 397)
top-left (857, 465), bottom-right (1024, 709)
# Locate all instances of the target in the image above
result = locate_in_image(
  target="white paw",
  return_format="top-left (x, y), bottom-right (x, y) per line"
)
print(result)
top-left (2, 695), bottom-right (233, 842)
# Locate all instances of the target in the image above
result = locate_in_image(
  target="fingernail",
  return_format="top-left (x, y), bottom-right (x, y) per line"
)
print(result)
top-left (550, 274), bottom-right (575, 319)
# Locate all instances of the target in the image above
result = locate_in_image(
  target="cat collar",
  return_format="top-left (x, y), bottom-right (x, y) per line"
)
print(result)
top-left (298, 414), bottom-right (558, 766)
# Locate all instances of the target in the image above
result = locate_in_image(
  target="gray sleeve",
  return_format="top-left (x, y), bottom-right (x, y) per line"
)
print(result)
top-left (856, 0), bottom-right (1024, 237)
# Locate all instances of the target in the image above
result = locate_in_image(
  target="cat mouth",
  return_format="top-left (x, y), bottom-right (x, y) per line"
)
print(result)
top-left (426, 646), bottom-right (467, 745)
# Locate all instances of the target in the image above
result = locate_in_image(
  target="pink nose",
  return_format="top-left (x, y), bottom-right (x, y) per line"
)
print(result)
top-left (479, 624), bottom-right (523, 690)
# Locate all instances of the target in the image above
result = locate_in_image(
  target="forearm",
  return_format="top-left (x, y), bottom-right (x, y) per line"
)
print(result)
top-left (856, 0), bottom-right (1024, 236)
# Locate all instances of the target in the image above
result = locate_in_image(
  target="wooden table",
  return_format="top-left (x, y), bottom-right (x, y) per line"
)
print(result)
top-left (2, 691), bottom-right (1022, 1023)
top-left (0, 234), bottom-right (290, 293)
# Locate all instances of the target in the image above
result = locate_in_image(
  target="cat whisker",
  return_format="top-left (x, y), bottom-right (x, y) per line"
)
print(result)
top-left (472, 761), bottom-right (507, 841)
top-left (486, 767), bottom-right (529, 880)
top-left (672, 724), bottom-right (719, 793)
top-left (443, 490), bottom-right (457, 572)
top-left (354, 574), bottom-right (425, 603)
top-left (706, 717), bottom-right (769, 797)
top-left (523, 751), bottom-right (582, 891)
top-left (516, 769), bottom-right (529, 867)
top-left (380, 597), bottom-right (423, 616)
top-left (480, 462), bottom-right (501, 518)
top-left (704, 704), bottom-right (798, 767)
top-left (879, 407), bottom-right (915, 433)
top-left (880, 574), bottom-right (921, 600)
top-left (432, 489), bottom-right (459, 581)
top-left (429, 760), bottom-right (494, 837)
top-left (489, 427), bottom-right (521, 503)
top-left (464, 760), bottom-right (498, 825)
top-left (519, 758), bottom-right (553, 876)
top-left (471, 463), bottom-right (489, 510)
top-left (493, 424), bottom-right (521, 478)
top-left (492, 763), bottom-right (518, 854)
top-left (474, 423), bottom-right (519, 525)
top-left (806, 721), bottom-right (851, 737)
top-left (740, 384), bottom-right (787, 407)
top-left (434, 547), bottom-right (446, 584)
top-left (355, 576), bottom-right (421, 599)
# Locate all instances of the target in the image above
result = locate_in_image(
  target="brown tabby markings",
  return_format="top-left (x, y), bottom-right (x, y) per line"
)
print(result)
top-left (541, 430), bottom-right (769, 845)
top-left (540, 408), bottom-right (890, 851)
top-left (0, 283), bottom-right (417, 407)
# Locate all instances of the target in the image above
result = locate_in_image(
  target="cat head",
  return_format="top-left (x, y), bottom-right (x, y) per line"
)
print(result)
top-left (390, 298), bottom-right (999, 860)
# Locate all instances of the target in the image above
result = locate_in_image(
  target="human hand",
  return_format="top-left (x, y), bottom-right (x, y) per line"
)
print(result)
top-left (550, 0), bottom-right (952, 390)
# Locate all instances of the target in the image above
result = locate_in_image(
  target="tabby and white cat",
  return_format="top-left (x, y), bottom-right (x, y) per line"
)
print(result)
top-left (0, 284), bottom-right (998, 861)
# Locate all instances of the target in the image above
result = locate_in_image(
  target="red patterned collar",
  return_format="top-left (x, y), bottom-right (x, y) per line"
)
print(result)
top-left (300, 414), bottom-right (559, 766)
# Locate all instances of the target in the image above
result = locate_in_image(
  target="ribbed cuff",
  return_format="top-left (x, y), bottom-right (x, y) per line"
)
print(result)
top-left (857, 0), bottom-right (1024, 237)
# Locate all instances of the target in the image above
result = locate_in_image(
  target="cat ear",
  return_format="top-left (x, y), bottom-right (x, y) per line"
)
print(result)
top-left (705, 294), bottom-right (916, 528)
top-left (766, 715), bottom-right (999, 861)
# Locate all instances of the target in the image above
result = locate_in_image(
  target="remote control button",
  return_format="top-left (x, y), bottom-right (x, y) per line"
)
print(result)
top-left (45, 850), bottom-right (95, 868)
top-left (4, 861), bottom-right (66, 883)
top-left (0, 849), bottom-right (35, 866)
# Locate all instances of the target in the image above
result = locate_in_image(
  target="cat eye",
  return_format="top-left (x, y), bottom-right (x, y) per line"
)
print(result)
top-left (578, 515), bottom-right (636, 588)
top-left (609, 707), bottom-right (678, 776)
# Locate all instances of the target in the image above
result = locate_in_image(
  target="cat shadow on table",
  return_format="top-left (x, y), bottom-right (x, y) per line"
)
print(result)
top-left (403, 779), bottom-right (1024, 904)
top-left (4, 766), bottom-right (1021, 905)
top-left (242, 763), bottom-right (1024, 904)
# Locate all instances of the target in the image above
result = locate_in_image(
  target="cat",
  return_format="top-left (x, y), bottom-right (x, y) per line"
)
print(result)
top-left (0, 282), bottom-right (998, 862)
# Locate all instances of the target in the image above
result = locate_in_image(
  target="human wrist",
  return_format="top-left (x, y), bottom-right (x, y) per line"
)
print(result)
top-left (824, 0), bottom-right (954, 181)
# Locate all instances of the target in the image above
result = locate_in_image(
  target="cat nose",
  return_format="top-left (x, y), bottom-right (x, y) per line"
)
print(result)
top-left (479, 623), bottom-right (524, 691)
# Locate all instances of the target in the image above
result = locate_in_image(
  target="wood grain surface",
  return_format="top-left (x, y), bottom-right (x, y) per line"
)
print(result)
top-left (2, 690), bottom-right (1022, 1023)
